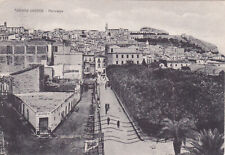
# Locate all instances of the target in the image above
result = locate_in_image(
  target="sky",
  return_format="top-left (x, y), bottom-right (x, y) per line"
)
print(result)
top-left (0, 0), bottom-right (224, 54)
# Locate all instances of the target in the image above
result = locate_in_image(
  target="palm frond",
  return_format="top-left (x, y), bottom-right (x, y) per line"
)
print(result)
top-left (186, 128), bottom-right (224, 155)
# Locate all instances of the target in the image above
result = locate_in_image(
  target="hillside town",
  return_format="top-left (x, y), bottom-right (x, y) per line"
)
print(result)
top-left (0, 22), bottom-right (224, 155)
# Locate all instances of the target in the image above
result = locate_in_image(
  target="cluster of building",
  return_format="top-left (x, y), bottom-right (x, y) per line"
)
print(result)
top-left (0, 64), bottom-right (81, 135)
top-left (0, 22), bottom-right (224, 136)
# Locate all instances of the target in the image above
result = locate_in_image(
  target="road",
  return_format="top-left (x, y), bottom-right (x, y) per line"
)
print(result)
top-left (98, 80), bottom-right (177, 155)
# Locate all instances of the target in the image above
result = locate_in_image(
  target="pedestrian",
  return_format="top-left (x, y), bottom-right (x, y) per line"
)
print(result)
top-left (105, 104), bottom-right (107, 114)
top-left (107, 117), bottom-right (110, 125)
top-left (108, 104), bottom-right (110, 111)
top-left (117, 120), bottom-right (120, 128)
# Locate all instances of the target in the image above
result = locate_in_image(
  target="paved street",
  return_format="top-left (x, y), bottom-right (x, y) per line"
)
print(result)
top-left (98, 80), bottom-right (177, 155)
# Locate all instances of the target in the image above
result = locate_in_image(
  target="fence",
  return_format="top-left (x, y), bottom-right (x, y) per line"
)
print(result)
top-left (84, 82), bottom-right (104, 155)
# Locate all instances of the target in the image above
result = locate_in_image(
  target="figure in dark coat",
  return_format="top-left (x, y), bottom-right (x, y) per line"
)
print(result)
top-left (107, 117), bottom-right (110, 125)
top-left (117, 120), bottom-right (120, 128)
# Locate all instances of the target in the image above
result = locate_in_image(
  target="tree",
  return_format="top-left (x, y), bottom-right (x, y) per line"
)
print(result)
top-left (160, 118), bottom-right (195, 155)
top-left (186, 129), bottom-right (224, 155)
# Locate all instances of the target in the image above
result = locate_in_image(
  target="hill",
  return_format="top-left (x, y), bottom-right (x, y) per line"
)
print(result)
top-left (135, 30), bottom-right (219, 54)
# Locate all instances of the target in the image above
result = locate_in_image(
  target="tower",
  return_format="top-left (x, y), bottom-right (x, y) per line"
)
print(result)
top-left (105, 23), bottom-right (108, 31)
top-left (4, 22), bottom-right (7, 27)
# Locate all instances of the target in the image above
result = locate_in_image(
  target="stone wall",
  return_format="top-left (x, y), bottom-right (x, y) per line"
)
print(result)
top-left (11, 65), bottom-right (44, 94)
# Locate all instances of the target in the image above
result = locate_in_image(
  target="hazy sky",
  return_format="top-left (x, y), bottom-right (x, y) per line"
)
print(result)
top-left (0, 0), bottom-right (224, 54)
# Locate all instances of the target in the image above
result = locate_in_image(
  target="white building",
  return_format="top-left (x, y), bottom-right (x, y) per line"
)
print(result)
top-left (167, 60), bottom-right (191, 70)
top-left (53, 52), bottom-right (83, 80)
top-left (15, 90), bottom-right (80, 135)
top-left (106, 44), bottom-right (144, 65)
top-left (95, 55), bottom-right (106, 75)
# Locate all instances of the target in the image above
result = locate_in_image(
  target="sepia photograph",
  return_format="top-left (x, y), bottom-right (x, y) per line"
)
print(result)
top-left (0, 0), bottom-right (224, 155)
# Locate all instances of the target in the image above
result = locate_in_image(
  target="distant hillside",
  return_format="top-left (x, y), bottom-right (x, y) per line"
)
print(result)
top-left (180, 34), bottom-right (218, 53)
top-left (136, 30), bottom-right (219, 54)
top-left (140, 27), bottom-right (169, 35)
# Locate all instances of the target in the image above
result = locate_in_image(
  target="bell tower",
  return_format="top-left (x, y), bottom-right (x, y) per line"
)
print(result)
top-left (105, 23), bottom-right (108, 31)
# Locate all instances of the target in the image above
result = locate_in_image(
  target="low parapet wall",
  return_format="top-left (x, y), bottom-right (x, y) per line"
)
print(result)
top-left (111, 88), bottom-right (145, 141)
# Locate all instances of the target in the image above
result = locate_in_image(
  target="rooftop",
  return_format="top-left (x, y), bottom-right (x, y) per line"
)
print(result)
top-left (16, 92), bottom-right (74, 113)
top-left (0, 39), bottom-right (54, 46)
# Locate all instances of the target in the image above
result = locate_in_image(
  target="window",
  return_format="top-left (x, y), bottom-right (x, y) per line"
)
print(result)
top-left (26, 46), bottom-right (35, 54)
top-left (26, 56), bottom-right (35, 63)
top-left (53, 46), bottom-right (58, 52)
top-left (122, 61), bottom-right (124, 64)
top-left (0, 56), bottom-right (6, 63)
top-left (132, 55), bottom-right (134, 58)
top-left (37, 46), bottom-right (47, 54)
top-left (137, 54), bottom-right (139, 58)
top-left (86, 67), bottom-right (89, 72)
top-left (137, 61), bottom-right (139, 64)
top-left (116, 61), bottom-right (118, 64)
top-left (98, 64), bottom-right (100, 68)
top-left (98, 58), bottom-right (100, 63)
top-left (6, 46), bottom-right (12, 54)
top-left (122, 55), bottom-right (124, 58)
top-left (111, 48), bottom-right (113, 53)
top-left (14, 56), bottom-right (25, 66)
top-left (6, 56), bottom-right (12, 65)
top-left (116, 54), bottom-right (118, 58)
top-left (127, 55), bottom-right (129, 58)
top-left (14, 46), bottom-right (25, 54)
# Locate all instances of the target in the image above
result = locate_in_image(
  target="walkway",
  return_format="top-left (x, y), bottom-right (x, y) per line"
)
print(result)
top-left (98, 81), bottom-right (176, 155)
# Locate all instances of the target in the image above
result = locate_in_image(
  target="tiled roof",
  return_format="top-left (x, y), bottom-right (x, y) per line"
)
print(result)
top-left (16, 92), bottom-right (74, 113)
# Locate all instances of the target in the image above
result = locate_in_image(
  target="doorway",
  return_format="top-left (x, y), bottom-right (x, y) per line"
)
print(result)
top-left (39, 117), bottom-right (49, 134)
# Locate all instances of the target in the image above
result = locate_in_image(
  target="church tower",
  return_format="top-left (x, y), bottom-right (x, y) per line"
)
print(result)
top-left (105, 23), bottom-right (108, 31)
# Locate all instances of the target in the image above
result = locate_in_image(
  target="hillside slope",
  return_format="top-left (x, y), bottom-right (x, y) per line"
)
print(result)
top-left (135, 28), bottom-right (219, 54)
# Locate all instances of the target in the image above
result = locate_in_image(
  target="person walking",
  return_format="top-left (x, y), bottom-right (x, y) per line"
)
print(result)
top-left (117, 120), bottom-right (120, 128)
top-left (107, 117), bottom-right (110, 125)
top-left (107, 103), bottom-right (110, 111)
top-left (105, 104), bottom-right (107, 114)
